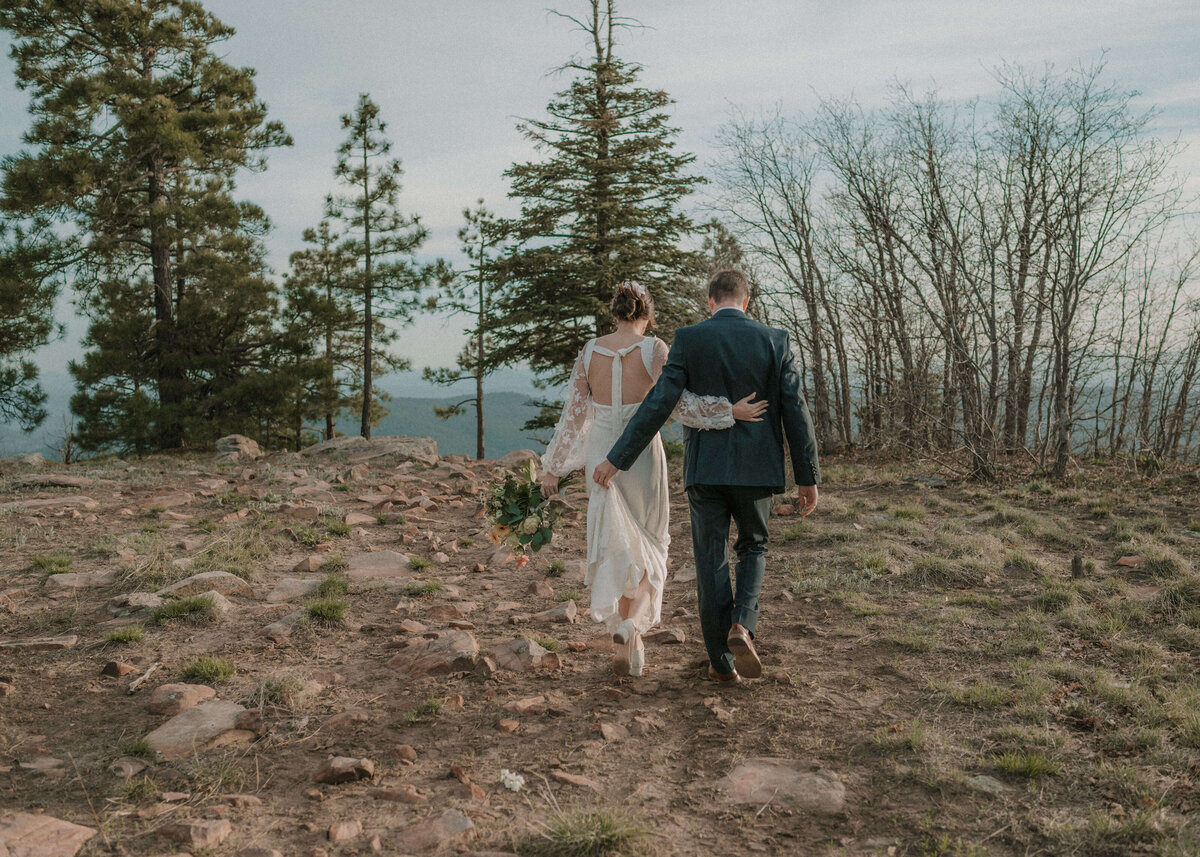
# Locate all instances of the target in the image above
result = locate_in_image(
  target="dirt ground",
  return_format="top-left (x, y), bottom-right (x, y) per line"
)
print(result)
top-left (1, 445), bottom-right (1198, 856)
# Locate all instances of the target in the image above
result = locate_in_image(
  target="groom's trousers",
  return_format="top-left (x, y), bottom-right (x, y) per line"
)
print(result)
top-left (687, 483), bottom-right (773, 674)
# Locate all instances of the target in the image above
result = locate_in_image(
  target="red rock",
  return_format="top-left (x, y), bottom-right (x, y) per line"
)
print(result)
top-left (101, 660), bottom-right (140, 677)
top-left (390, 744), bottom-right (418, 763)
top-left (0, 681), bottom-right (15, 696)
top-left (0, 811), bottom-right (96, 855)
top-left (148, 683), bottom-right (216, 715)
top-left (394, 810), bottom-right (475, 853)
top-left (0, 635), bottom-right (78, 653)
top-left (772, 503), bottom-right (797, 516)
top-left (328, 819), bottom-right (362, 842)
top-left (495, 719), bottom-right (519, 733)
top-left (426, 603), bottom-right (467, 620)
top-left (643, 627), bottom-right (685, 645)
top-left (370, 785), bottom-right (427, 804)
top-left (398, 619), bottom-right (428, 634)
top-left (144, 700), bottom-right (254, 760)
top-left (236, 848), bottom-right (283, 857)
top-left (532, 601), bottom-right (577, 623)
top-left (1116, 555), bottom-right (1143, 568)
top-left (526, 580), bottom-right (555, 598)
top-left (344, 512), bottom-right (375, 526)
top-left (325, 709), bottom-right (371, 729)
top-left (567, 642), bottom-right (588, 652)
top-left (504, 696), bottom-right (547, 715)
top-left (597, 722), bottom-right (628, 741)
top-left (492, 637), bottom-right (555, 672)
top-left (385, 631), bottom-right (479, 676)
top-left (313, 756), bottom-right (374, 784)
top-left (310, 670), bottom-right (345, 684)
top-left (551, 770), bottom-right (600, 790)
top-left (223, 793), bottom-right (263, 808)
top-left (161, 818), bottom-right (232, 849)
top-left (715, 757), bottom-right (845, 814)
top-left (157, 570), bottom-right (253, 598)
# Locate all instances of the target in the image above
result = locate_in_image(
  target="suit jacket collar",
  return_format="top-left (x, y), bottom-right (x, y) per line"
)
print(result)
top-left (710, 308), bottom-right (748, 321)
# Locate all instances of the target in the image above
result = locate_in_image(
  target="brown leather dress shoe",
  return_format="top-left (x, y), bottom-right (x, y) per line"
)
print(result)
top-left (708, 664), bottom-right (741, 684)
top-left (727, 624), bottom-right (762, 679)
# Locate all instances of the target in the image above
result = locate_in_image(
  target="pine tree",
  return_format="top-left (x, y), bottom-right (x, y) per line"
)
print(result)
top-left (424, 201), bottom-right (507, 459)
top-left (0, 222), bottom-right (60, 430)
top-left (494, 0), bottom-right (704, 385)
top-left (282, 221), bottom-right (362, 441)
top-left (0, 0), bottom-right (290, 450)
top-left (326, 94), bottom-right (429, 440)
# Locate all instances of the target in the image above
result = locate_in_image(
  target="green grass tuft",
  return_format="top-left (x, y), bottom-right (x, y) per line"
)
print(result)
top-left (151, 594), bottom-right (218, 626)
top-left (316, 574), bottom-right (348, 598)
top-left (409, 556), bottom-right (433, 570)
top-left (993, 749), bottom-right (1059, 779)
top-left (32, 551), bottom-right (73, 574)
top-left (401, 580), bottom-right (440, 598)
top-left (306, 597), bottom-right (347, 625)
top-left (179, 654), bottom-right (235, 683)
top-left (105, 626), bottom-right (145, 644)
top-left (518, 810), bottom-right (648, 857)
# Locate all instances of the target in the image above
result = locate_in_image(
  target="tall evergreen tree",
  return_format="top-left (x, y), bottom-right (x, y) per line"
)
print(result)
top-left (282, 221), bottom-right (361, 441)
top-left (0, 222), bottom-right (60, 430)
top-left (326, 94), bottom-right (429, 440)
top-left (424, 201), bottom-right (507, 459)
top-left (0, 0), bottom-right (290, 449)
top-left (494, 0), bottom-right (704, 385)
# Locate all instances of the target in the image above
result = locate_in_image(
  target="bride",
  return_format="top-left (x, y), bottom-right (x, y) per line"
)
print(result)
top-left (539, 282), bottom-right (765, 677)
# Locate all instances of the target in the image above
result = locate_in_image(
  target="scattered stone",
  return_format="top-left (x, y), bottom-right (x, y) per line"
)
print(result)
top-left (102, 590), bottom-right (150, 618)
top-left (144, 700), bottom-right (254, 760)
top-left (398, 619), bottom-right (427, 634)
top-left (0, 812), bottom-right (95, 856)
top-left (344, 512), bottom-right (375, 527)
top-left (386, 630), bottom-right (479, 676)
top-left (427, 603), bottom-right (468, 620)
top-left (13, 473), bottom-right (95, 488)
top-left (497, 449), bottom-right (538, 468)
top-left (391, 745), bottom-right (418, 763)
top-left (302, 435), bottom-right (438, 467)
top-left (492, 637), bottom-right (556, 672)
top-left (43, 570), bottom-right (116, 591)
top-left (597, 722), bottom-right (628, 741)
top-left (328, 819), bottom-right (362, 843)
top-left (715, 757), bottom-right (845, 814)
top-left (0, 495), bottom-right (99, 513)
top-left (526, 580), bottom-right (555, 598)
top-left (161, 818), bottom-right (232, 849)
top-left (643, 627), bottom-right (685, 644)
top-left (138, 491), bottom-right (193, 510)
top-left (495, 719), bottom-right (519, 733)
top-left (6, 451), bottom-right (46, 466)
top-left (110, 757), bottom-right (148, 779)
top-left (101, 660), bottom-right (140, 677)
top-left (371, 785), bottom-right (428, 804)
top-left (504, 696), bottom-right (547, 715)
top-left (0, 635), bottom-right (78, 653)
top-left (292, 555), bottom-right (325, 573)
top-left (265, 577), bottom-right (321, 603)
top-left (261, 610), bottom-right (305, 642)
top-left (215, 434), bottom-right (263, 460)
top-left (325, 709), bottom-right (372, 729)
top-left (966, 774), bottom-right (1007, 795)
top-left (223, 793), bottom-right (264, 808)
top-left (551, 770), bottom-right (600, 790)
top-left (158, 570), bottom-right (253, 599)
top-left (394, 810), bottom-right (475, 854)
top-left (432, 551), bottom-right (450, 564)
top-left (1116, 555), bottom-right (1143, 568)
top-left (346, 550), bottom-right (413, 582)
top-left (314, 756), bottom-right (375, 785)
top-left (0, 681), bottom-right (15, 697)
top-left (772, 503), bottom-right (797, 516)
top-left (310, 670), bottom-right (345, 685)
top-left (236, 849), bottom-right (283, 857)
top-left (149, 683), bottom-right (216, 715)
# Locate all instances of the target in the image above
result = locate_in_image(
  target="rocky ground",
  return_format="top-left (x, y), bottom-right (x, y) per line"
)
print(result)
top-left (1, 436), bottom-right (1199, 857)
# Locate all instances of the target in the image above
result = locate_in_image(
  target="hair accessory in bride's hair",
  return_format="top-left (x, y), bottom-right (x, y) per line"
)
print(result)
top-left (617, 280), bottom-right (649, 299)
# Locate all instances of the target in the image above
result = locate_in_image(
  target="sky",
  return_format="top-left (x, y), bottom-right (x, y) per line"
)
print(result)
top-left (1, 0), bottom-right (1198, 388)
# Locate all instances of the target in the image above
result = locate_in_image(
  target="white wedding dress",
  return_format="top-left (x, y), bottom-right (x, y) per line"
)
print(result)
top-left (541, 336), bottom-right (734, 634)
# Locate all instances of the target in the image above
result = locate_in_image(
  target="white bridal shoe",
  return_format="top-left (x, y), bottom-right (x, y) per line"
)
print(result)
top-left (629, 635), bottom-right (644, 677)
top-left (613, 618), bottom-right (635, 645)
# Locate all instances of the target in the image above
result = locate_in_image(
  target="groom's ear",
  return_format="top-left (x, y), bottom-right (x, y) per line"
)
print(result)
top-left (740, 296), bottom-right (750, 311)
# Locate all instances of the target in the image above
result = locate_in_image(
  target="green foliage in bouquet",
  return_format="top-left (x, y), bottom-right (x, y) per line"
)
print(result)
top-left (485, 459), bottom-right (575, 554)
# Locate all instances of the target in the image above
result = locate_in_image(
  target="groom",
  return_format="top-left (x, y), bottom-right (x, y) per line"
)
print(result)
top-left (593, 269), bottom-right (820, 683)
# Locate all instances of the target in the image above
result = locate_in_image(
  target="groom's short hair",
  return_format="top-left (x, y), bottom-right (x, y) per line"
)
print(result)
top-left (708, 269), bottom-right (750, 304)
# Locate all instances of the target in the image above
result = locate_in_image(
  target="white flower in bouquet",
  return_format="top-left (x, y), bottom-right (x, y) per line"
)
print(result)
top-left (499, 768), bottom-right (525, 791)
top-left (520, 515), bottom-right (541, 535)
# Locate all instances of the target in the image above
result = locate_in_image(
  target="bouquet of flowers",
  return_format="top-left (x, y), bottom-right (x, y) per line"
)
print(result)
top-left (485, 459), bottom-right (574, 565)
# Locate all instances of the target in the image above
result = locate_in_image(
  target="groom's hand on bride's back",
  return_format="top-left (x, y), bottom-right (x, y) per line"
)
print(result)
top-left (593, 459), bottom-right (618, 488)
top-left (797, 484), bottom-right (818, 517)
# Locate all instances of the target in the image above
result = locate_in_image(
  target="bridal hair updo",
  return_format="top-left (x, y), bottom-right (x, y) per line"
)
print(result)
top-left (610, 280), bottom-right (655, 327)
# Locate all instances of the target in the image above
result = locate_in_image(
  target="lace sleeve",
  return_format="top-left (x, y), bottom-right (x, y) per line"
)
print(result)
top-left (540, 349), bottom-right (594, 476)
top-left (649, 338), bottom-right (734, 431)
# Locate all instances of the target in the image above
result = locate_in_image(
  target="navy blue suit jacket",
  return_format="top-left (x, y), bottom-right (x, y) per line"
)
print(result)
top-left (607, 309), bottom-right (820, 491)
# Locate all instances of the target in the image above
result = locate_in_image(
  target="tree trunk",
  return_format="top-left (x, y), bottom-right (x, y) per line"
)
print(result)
top-left (360, 139), bottom-right (373, 440)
